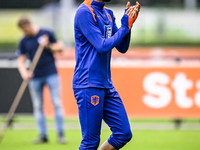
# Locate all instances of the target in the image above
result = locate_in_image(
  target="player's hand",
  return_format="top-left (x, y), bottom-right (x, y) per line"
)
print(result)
top-left (126, 1), bottom-right (130, 9)
top-left (131, 1), bottom-right (141, 15)
top-left (126, 7), bottom-right (136, 18)
top-left (21, 70), bottom-right (33, 80)
top-left (134, 1), bottom-right (141, 15)
top-left (124, 1), bottom-right (140, 31)
top-left (126, 1), bottom-right (140, 18)
top-left (40, 35), bottom-right (49, 48)
top-left (125, 1), bottom-right (134, 18)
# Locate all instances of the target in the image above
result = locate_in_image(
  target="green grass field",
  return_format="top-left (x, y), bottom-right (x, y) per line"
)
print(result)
top-left (0, 117), bottom-right (200, 149)
top-left (1, 129), bottom-right (200, 150)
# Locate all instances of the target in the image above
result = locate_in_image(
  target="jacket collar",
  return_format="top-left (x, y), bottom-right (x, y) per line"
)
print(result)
top-left (91, 0), bottom-right (105, 10)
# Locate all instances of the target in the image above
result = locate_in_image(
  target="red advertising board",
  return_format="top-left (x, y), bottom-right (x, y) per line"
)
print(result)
top-left (43, 65), bottom-right (200, 118)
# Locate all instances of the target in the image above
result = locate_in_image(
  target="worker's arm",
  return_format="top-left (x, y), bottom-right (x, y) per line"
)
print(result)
top-left (18, 54), bottom-right (33, 80)
top-left (45, 31), bottom-right (63, 53)
top-left (48, 41), bottom-right (63, 53)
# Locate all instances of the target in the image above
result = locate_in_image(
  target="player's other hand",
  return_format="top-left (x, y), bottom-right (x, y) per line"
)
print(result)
top-left (135, 1), bottom-right (141, 15)
top-left (21, 70), bottom-right (34, 80)
top-left (40, 35), bottom-right (49, 48)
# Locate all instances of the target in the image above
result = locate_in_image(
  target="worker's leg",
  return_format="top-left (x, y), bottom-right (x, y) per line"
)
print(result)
top-left (29, 77), bottom-right (47, 137)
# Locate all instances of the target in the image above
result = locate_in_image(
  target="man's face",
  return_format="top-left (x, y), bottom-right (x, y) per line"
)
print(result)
top-left (20, 24), bottom-right (34, 37)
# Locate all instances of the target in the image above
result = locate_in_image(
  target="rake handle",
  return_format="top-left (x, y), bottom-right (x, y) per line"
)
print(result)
top-left (0, 45), bottom-right (44, 144)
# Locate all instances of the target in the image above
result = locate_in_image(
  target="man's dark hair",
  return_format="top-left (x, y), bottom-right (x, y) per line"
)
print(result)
top-left (18, 16), bottom-right (31, 27)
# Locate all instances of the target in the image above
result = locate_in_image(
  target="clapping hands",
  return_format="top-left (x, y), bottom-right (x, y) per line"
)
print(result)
top-left (125, 1), bottom-right (140, 18)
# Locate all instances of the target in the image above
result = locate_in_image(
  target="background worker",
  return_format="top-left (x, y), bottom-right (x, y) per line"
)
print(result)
top-left (16, 16), bottom-right (66, 144)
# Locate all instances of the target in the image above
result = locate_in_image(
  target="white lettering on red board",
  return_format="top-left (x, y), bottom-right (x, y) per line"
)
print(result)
top-left (143, 72), bottom-right (172, 109)
top-left (171, 73), bottom-right (193, 109)
top-left (143, 72), bottom-right (200, 109)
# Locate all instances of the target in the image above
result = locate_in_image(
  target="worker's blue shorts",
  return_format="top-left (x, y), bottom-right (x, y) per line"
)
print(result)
top-left (73, 87), bottom-right (132, 150)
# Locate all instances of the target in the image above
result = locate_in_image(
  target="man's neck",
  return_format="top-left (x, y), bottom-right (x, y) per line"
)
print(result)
top-left (26, 25), bottom-right (39, 37)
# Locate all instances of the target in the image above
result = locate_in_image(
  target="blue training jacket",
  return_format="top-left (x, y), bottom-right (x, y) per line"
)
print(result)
top-left (73, 0), bottom-right (132, 89)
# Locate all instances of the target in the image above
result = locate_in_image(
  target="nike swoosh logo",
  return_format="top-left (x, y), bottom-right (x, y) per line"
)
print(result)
top-left (97, 16), bottom-right (100, 17)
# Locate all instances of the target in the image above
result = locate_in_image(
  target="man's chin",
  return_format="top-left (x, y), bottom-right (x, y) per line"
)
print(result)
top-left (103, 0), bottom-right (111, 2)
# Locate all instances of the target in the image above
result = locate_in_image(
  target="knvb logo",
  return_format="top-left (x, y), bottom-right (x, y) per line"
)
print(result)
top-left (107, 13), bottom-right (112, 22)
top-left (91, 95), bottom-right (99, 106)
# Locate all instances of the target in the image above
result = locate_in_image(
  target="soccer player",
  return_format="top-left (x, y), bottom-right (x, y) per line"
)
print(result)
top-left (73, 0), bottom-right (140, 150)
top-left (16, 16), bottom-right (66, 144)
